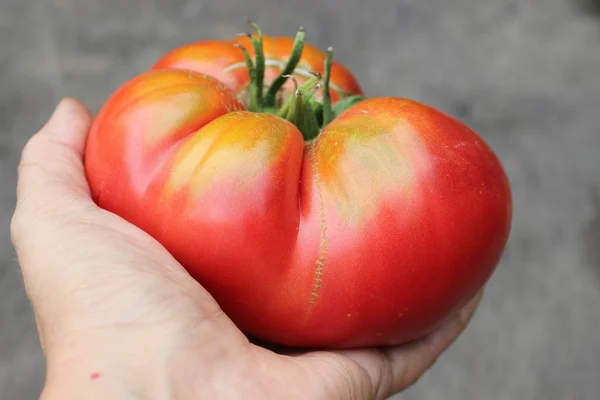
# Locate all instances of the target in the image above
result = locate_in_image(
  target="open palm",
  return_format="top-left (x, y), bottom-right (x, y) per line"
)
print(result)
top-left (11, 98), bottom-right (481, 400)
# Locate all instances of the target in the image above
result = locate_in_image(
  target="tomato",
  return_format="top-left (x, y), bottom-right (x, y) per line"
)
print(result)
top-left (151, 28), bottom-right (363, 106)
top-left (84, 23), bottom-right (512, 349)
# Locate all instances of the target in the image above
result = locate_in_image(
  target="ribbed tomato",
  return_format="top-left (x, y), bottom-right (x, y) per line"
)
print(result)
top-left (151, 28), bottom-right (363, 105)
top-left (84, 24), bottom-right (512, 349)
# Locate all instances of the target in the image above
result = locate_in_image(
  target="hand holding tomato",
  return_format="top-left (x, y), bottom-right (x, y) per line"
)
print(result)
top-left (85, 23), bottom-right (511, 349)
top-left (12, 98), bottom-right (482, 399)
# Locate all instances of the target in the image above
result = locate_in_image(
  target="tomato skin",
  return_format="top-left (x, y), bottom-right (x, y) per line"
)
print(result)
top-left (85, 59), bottom-right (511, 350)
top-left (278, 98), bottom-right (512, 347)
top-left (151, 35), bottom-right (364, 104)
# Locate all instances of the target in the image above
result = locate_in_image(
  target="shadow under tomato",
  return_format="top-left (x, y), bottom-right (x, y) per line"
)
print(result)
top-left (247, 336), bottom-right (321, 356)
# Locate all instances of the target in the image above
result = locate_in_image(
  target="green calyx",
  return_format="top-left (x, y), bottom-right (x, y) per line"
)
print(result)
top-left (235, 20), bottom-right (365, 141)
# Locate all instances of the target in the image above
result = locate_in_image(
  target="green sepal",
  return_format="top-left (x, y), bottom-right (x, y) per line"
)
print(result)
top-left (333, 95), bottom-right (367, 117)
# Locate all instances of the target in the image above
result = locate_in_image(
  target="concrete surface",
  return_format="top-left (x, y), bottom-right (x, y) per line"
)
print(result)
top-left (1, 0), bottom-right (600, 399)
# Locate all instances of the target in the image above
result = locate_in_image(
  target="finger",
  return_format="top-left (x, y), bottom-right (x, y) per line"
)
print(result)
top-left (333, 291), bottom-right (483, 399)
top-left (11, 97), bottom-right (95, 313)
top-left (12, 97), bottom-right (94, 264)
top-left (37, 97), bottom-right (91, 151)
top-left (292, 291), bottom-right (483, 400)
top-left (15, 97), bottom-right (93, 213)
top-left (383, 291), bottom-right (484, 395)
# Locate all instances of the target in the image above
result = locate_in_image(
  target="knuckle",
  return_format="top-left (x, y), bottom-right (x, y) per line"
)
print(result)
top-left (21, 133), bottom-right (43, 158)
top-left (17, 135), bottom-right (45, 174)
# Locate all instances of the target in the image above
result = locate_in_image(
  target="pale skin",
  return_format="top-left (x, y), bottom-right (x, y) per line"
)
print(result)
top-left (10, 98), bottom-right (483, 400)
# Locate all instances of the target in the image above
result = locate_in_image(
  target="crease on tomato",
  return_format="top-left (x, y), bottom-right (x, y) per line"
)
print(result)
top-left (303, 139), bottom-right (329, 319)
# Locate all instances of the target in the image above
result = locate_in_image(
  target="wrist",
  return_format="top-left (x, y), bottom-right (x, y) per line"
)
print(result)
top-left (41, 328), bottom-right (175, 400)
top-left (39, 321), bottom-right (251, 400)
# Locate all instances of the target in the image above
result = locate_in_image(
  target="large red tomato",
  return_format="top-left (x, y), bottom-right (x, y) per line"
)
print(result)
top-left (84, 24), bottom-right (512, 349)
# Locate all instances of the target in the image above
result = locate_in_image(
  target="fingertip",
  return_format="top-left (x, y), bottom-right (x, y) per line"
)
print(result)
top-left (51, 97), bottom-right (92, 127)
top-left (43, 97), bottom-right (93, 150)
top-left (57, 97), bottom-right (92, 117)
top-left (376, 291), bottom-right (486, 395)
top-left (427, 290), bottom-right (484, 353)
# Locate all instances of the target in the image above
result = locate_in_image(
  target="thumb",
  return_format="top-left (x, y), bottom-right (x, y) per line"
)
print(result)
top-left (15, 97), bottom-right (93, 211)
top-left (11, 97), bottom-right (94, 312)
top-left (38, 97), bottom-right (91, 147)
top-left (11, 98), bottom-right (95, 348)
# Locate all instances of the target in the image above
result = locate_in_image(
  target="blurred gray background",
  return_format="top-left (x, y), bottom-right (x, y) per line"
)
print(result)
top-left (1, 0), bottom-right (599, 399)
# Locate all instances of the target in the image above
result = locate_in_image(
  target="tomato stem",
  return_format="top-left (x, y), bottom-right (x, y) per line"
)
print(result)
top-left (234, 42), bottom-right (258, 111)
top-left (322, 47), bottom-right (334, 126)
top-left (285, 90), bottom-right (305, 133)
top-left (303, 82), bottom-right (321, 104)
top-left (276, 75), bottom-right (299, 119)
top-left (246, 20), bottom-right (265, 111)
top-left (275, 74), bottom-right (322, 139)
top-left (333, 94), bottom-right (367, 116)
top-left (302, 91), bottom-right (321, 141)
top-left (236, 21), bottom-right (365, 140)
top-left (277, 74), bottom-right (320, 118)
top-left (264, 27), bottom-right (305, 107)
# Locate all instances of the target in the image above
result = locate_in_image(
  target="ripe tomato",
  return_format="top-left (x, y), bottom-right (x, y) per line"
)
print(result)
top-left (151, 27), bottom-right (363, 106)
top-left (84, 23), bottom-right (512, 349)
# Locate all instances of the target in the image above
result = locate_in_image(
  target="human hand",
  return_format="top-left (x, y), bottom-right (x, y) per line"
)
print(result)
top-left (11, 98), bottom-right (483, 400)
